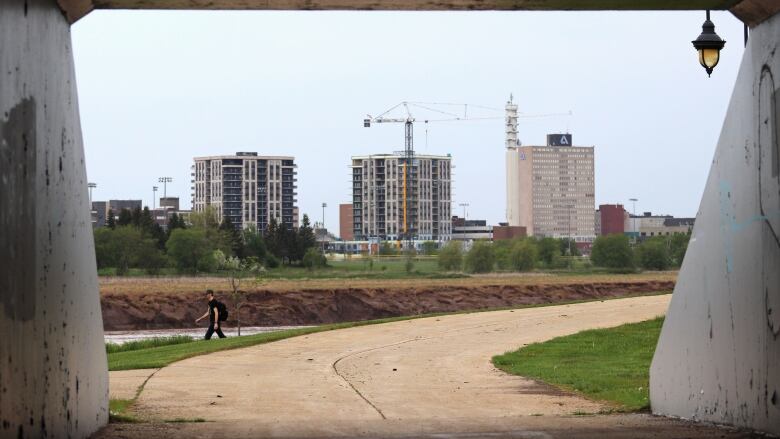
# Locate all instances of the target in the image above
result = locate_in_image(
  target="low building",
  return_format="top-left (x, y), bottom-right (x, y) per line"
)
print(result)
top-left (451, 216), bottom-right (492, 241)
top-left (91, 201), bottom-right (107, 228)
top-left (158, 197), bottom-right (180, 210)
top-left (625, 212), bottom-right (695, 239)
top-left (493, 225), bottom-right (527, 240)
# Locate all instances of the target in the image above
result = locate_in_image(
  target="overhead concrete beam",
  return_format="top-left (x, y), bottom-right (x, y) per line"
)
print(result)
top-left (56, 0), bottom-right (745, 24)
top-left (730, 0), bottom-right (780, 27)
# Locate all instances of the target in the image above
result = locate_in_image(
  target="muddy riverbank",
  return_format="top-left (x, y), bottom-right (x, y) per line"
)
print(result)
top-left (100, 279), bottom-right (675, 331)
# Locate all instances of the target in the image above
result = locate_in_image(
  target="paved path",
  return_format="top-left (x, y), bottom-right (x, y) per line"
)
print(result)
top-left (99, 295), bottom-right (762, 438)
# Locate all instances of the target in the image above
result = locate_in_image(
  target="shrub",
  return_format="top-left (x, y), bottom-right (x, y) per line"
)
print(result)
top-left (421, 241), bottom-right (438, 256)
top-left (536, 237), bottom-right (560, 268)
top-left (465, 241), bottom-right (495, 273)
top-left (636, 238), bottom-right (670, 270)
top-left (438, 241), bottom-right (463, 271)
top-left (591, 234), bottom-right (634, 269)
top-left (378, 242), bottom-right (399, 256)
top-left (510, 240), bottom-right (537, 272)
top-left (302, 248), bottom-right (327, 270)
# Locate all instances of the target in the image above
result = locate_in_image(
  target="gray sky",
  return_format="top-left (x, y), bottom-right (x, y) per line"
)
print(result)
top-left (72, 9), bottom-right (744, 227)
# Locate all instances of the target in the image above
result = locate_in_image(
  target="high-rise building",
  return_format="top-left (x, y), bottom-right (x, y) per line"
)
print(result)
top-left (505, 99), bottom-right (595, 241)
top-left (351, 153), bottom-right (452, 242)
top-left (192, 152), bottom-right (298, 231)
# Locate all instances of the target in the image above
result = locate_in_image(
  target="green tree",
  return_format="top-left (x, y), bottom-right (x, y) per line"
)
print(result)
top-left (591, 234), bottom-right (634, 270)
top-left (559, 238), bottom-right (581, 256)
top-left (668, 232), bottom-right (691, 267)
top-left (492, 240), bottom-right (514, 270)
top-left (219, 216), bottom-right (244, 257)
top-left (296, 214), bottom-right (317, 262)
top-left (106, 209), bottom-right (116, 229)
top-left (117, 208), bottom-right (132, 227)
top-left (438, 241), bottom-right (463, 271)
top-left (166, 228), bottom-right (215, 274)
top-left (465, 241), bottom-right (495, 273)
top-left (510, 239), bottom-right (538, 272)
top-left (189, 205), bottom-right (220, 230)
top-left (636, 238), bottom-right (670, 270)
top-left (537, 237), bottom-right (560, 267)
top-left (243, 228), bottom-right (267, 262)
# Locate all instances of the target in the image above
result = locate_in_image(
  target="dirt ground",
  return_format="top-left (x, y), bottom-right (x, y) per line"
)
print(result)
top-left (98, 295), bottom-right (766, 438)
top-left (99, 274), bottom-right (676, 330)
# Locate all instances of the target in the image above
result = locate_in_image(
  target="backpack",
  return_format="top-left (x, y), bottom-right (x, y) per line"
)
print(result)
top-left (216, 301), bottom-right (229, 321)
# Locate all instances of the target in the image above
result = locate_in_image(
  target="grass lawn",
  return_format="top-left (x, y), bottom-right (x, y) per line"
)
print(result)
top-left (492, 317), bottom-right (664, 411)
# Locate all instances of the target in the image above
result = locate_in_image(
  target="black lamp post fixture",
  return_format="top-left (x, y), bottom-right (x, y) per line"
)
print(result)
top-left (692, 10), bottom-right (726, 77)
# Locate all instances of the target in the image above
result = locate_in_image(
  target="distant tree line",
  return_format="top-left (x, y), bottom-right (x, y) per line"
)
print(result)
top-left (93, 205), bottom-right (320, 275)
top-left (437, 233), bottom-right (690, 274)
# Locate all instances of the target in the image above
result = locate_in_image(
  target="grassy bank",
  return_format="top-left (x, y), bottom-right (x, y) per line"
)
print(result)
top-left (492, 317), bottom-right (664, 411)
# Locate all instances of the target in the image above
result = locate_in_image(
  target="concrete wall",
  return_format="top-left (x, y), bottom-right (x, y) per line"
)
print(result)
top-left (0, 0), bottom-right (109, 437)
top-left (650, 10), bottom-right (780, 435)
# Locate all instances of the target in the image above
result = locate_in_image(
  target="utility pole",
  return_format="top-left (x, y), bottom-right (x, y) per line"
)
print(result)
top-left (322, 202), bottom-right (327, 229)
top-left (158, 177), bottom-right (172, 199)
top-left (87, 182), bottom-right (96, 204)
top-left (152, 186), bottom-right (158, 209)
top-left (629, 198), bottom-right (639, 242)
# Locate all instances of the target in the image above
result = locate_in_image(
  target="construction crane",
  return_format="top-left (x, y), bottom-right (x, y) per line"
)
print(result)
top-left (363, 102), bottom-right (420, 250)
top-left (363, 100), bottom-right (570, 250)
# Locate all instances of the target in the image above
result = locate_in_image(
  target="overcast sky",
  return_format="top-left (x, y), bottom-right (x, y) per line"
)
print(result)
top-left (72, 9), bottom-right (744, 227)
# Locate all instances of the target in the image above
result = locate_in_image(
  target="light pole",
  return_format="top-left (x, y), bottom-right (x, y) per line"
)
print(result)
top-left (87, 182), bottom-right (96, 204)
top-left (459, 202), bottom-right (469, 219)
top-left (629, 198), bottom-right (638, 242)
top-left (321, 202), bottom-right (327, 229)
top-left (152, 186), bottom-right (158, 209)
top-left (158, 177), bottom-right (172, 199)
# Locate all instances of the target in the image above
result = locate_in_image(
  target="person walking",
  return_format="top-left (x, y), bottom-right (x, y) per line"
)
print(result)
top-left (195, 290), bottom-right (227, 340)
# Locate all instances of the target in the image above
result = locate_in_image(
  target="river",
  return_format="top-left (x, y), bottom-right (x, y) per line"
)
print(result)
top-left (104, 325), bottom-right (312, 344)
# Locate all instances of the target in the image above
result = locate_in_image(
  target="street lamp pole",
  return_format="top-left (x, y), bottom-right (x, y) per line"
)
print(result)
top-left (87, 182), bottom-right (97, 204)
top-left (629, 198), bottom-right (639, 242)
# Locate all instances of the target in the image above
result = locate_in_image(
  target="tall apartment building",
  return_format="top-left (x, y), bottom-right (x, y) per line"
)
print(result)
top-left (505, 99), bottom-right (595, 241)
top-left (192, 152), bottom-right (298, 231)
top-left (351, 153), bottom-right (452, 242)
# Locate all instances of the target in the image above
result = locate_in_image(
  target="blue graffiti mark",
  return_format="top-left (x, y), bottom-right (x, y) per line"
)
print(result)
top-left (718, 180), bottom-right (780, 273)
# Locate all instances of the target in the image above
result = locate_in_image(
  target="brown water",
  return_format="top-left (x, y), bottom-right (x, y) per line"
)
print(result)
top-left (104, 325), bottom-right (312, 345)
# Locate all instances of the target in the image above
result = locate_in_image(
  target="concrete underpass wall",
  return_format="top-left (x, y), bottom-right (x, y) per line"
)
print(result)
top-left (0, 0), bottom-right (108, 437)
top-left (650, 11), bottom-right (780, 435)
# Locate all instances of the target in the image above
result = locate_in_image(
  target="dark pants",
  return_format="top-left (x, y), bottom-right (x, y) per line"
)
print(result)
top-left (205, 322), bottom-right (226, 340)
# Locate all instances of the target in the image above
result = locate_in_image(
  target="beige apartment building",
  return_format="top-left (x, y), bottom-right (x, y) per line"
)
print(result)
top-left (192, 152), bottom-right (298, 232)
top-left (506, 133), bottom-right (595, 241)
top-left (351, 153), bottom-right (452, 242)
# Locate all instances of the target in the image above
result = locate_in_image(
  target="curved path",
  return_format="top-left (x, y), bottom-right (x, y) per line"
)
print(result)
top-left (99, 295), bottom-right (760, 438)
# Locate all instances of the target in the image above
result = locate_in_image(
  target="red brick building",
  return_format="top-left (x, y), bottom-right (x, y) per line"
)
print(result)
top-left (339, 203), bottom-right (354, 240)
top-left (598, 204), bottom-right (626, 236)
